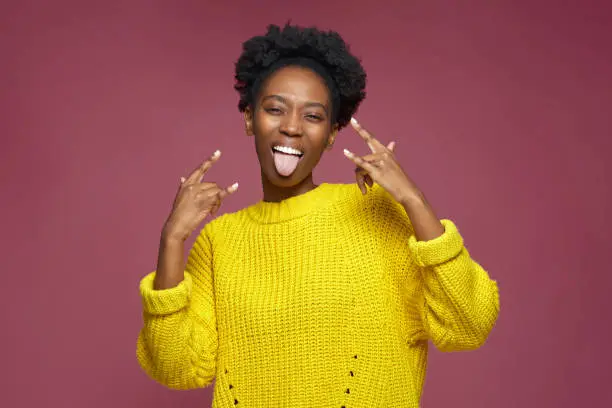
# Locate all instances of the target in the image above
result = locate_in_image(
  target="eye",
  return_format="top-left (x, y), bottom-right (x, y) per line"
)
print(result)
top-left (305, 114), bottom-right (323, 122)
top-left (265, 107), bottom-right (283, 115)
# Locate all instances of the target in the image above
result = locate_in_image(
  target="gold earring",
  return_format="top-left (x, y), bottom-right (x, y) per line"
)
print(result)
top-left (244, 112), bottom-right (253, 136)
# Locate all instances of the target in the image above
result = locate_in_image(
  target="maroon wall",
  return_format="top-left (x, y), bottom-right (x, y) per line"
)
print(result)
top-left (2, 1), bottom-right (611, 407)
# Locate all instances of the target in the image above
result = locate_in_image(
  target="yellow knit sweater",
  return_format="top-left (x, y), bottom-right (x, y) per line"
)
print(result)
top-left (136, 182), bottom-right (499, 407)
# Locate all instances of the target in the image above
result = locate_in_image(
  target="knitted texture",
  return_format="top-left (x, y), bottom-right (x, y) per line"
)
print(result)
top-left (136, 183), bottom-right (499, 407)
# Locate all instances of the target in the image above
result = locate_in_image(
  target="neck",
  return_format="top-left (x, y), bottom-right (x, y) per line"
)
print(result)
top-left (261, 170), bottom-right (317, 202)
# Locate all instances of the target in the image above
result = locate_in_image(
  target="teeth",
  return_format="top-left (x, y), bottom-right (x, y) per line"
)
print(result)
top-left (273, 145), bottom-right (303, 156)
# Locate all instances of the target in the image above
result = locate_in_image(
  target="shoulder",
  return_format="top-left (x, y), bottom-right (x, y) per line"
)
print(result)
top-left (322, 182), bottom-right (413, 232)
top-left (360, 183), bottom-right (415, 235)
top-left (200, 208), bottom-right (243, 238)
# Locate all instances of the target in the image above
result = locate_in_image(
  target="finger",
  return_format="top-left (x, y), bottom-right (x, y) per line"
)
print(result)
top-left (350, 117), bottom-right (387, 152)
top-left (216, 182), bottom-right (239, 202)
top-left (177, 176), bottom-right (187, 192)
top-left (186, 150), bottom-right (221, 184)
top-left (344, 149), bottom-right (377, 174)
top-left (355, 169), bottom-right (367, 194)
top-left (209, 199), bottom-right (220, 216)
top-left (359, 151), bottom-right (389, 164)
top-left (355, 167), bottom-right (374, 193)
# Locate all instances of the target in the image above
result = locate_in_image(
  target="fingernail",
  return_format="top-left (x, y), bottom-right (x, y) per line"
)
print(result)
top-left (351, 117), bottom-right (358, 125)
top-left (343, 148), bottom-right (353, 156)
top-left (213, 150), bottom-right (221, 157)
top-left (180, 177), bottom-right (186, 183)
top-left (231, 182), bottom-right (239, 190)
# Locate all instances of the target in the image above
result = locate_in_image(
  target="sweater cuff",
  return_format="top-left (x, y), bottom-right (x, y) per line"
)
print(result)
top-left (408, 219), bottom-right (464, 267)
top-left (139, 271), bottom-right (192, 315)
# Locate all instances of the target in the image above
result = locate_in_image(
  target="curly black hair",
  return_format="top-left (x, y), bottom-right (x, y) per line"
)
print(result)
top-left (234, 23), bottom-right (366, 129)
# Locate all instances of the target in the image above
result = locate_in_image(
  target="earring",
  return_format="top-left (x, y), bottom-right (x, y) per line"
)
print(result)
top-left (244, 111), bottom-right (253, 136)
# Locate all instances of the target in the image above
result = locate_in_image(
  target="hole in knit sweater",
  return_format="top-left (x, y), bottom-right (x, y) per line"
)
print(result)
top-left (234, 398), bottom-right (238, 405)
top-left (349, 371), bottom-right (354, 376)
top-left (346, 388), bottom-right (350, 394)
top-left (229, 384), bottom-right (233, 389)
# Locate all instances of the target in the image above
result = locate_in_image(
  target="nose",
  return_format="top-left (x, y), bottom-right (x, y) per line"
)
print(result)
top-left (279, 111), bottom-right (302, 137)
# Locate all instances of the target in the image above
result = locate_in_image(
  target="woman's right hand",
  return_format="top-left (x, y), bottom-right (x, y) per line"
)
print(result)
top-left (162, 150), bottom-right (238, 243)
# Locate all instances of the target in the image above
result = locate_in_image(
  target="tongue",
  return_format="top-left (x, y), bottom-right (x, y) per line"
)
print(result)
top-left (273, 151), bottom-right (301, 176)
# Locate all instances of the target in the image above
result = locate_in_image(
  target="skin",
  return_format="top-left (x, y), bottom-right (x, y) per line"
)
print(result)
top-left (244, 65), bottom-right (338, 203)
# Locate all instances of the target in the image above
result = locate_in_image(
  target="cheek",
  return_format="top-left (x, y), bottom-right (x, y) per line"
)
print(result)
top-left (307, 126), bottom-right (332, 151)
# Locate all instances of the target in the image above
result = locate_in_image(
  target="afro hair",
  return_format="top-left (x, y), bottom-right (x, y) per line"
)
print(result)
top-left (234, 23), bottom-right (366, 129)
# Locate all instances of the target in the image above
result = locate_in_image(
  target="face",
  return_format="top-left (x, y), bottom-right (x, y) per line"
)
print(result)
top-left (244, 65), bottom-right (338, 188)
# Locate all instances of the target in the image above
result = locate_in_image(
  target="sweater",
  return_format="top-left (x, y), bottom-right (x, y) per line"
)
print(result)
top-left (136, 182), bottom-right (500, 408)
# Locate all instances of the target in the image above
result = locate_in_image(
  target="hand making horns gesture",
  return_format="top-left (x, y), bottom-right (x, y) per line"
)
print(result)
top-left (344, 117), bottom-right (422, 204)
top-left (162, 150), bottom-right (239, 242)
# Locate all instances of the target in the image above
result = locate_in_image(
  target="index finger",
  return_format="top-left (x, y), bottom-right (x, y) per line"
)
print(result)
top-left (350, 117), bottom-right (386, 152)
top-left (185, 150), bottom-right (221, 184)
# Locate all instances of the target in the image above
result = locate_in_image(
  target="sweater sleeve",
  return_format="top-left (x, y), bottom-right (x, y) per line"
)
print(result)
top-left (369, 184), bottom-right (499, 352)
top-left (407, 218), bottom-right (500, 352)
top-left (136, 224), bottom-right (218, 389)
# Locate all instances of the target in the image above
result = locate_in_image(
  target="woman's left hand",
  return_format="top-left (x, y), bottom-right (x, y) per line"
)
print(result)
top-left (343, 117), bottom-right (423, 204)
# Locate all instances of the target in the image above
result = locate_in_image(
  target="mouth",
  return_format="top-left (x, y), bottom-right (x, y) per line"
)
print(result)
top-left (271, 144), bottom-right (304, 157)
top-left (271, 144), bottom-right (304, 177)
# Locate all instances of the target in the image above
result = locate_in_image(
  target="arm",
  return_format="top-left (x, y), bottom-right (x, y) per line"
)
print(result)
top-left (343, 118), bottom-right (499, 351)
top-left (374, 184), bottom-right (499, 352)
top-left (136, 224), bottom-right (218, 389)
top-left (407, 216), bottom-right (500, 352)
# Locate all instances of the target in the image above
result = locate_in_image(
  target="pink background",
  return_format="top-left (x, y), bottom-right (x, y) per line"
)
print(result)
top-left (2, 1), bottom-right (611, 407)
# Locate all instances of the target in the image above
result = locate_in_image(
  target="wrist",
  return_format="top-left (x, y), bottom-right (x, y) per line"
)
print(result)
top-left (160, 226), bottom-right (187, 246)
top-left (399, 190), bottom-right (427, 209)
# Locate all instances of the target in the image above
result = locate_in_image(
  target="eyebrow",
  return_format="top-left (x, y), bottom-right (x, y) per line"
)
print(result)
top-left (261, 95), bottom-right (329, 114)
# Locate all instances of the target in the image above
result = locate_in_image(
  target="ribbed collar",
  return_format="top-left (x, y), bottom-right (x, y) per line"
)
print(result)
top-left (246, 183), bottom-right (343, 224)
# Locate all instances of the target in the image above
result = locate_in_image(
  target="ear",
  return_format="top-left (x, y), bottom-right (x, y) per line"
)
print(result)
top-left (244, 107), bottom-right (254, 136)
top-left (325, 125), bottom-right (339, 150)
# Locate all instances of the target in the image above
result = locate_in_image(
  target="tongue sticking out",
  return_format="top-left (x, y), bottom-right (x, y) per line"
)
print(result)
top-left (273, 151), bottom-right (301, 177)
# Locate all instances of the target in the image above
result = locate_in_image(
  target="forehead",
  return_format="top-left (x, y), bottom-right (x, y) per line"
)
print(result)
top-left (259, 66), bottom-right (330, 105)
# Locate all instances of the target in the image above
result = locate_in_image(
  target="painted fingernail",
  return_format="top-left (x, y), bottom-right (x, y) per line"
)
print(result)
top-left (343, 148), bottom-right (353, 156)
top-left (213, 150), bottom-right (221, 157)
top-left (230, 182), bottom-right (239, 191)
top-left (351, 117), bottom-right (358, 125)
top-left (180, 177), bottom-right (186, 183)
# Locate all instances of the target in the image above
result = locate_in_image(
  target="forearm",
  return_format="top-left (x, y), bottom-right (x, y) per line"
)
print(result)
top-left (420, 249), bottom-right (499, 350)
top-left (138, 269), bottom-right (218, 389)
top-left (154, 233), bottom-right (186, 290)
top-left (400, 192), bottom-right (445, 242)
top-left (137, 308), bottom-right (216, 389)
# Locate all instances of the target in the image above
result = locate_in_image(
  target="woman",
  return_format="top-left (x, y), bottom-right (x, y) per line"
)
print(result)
top-left (136, 23), bottom-right (499, 407)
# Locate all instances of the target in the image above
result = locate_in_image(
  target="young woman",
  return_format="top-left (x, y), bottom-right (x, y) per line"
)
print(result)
top-left (136, 23), bottom-right (499, 408)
